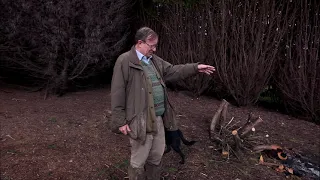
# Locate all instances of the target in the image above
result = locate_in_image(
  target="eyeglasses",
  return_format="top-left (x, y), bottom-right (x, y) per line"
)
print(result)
top-left (142, 40), bottom-right (157, 49)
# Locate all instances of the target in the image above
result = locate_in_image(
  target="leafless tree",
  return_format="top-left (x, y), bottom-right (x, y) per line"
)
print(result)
top-left (141, 1), bottom-right (294, 106)
top-left (0, 0), bottom-right (134, 96)
top-left (274, 0), bottom-right (320, 121)
top-left (206, 0), bottom-right (295, 105)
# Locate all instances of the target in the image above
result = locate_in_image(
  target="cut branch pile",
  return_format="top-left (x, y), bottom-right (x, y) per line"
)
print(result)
top-left (210, 99), bottom-right (264, 159)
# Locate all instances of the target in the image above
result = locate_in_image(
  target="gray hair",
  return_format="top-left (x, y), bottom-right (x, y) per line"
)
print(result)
top-left (134, 27), bottom-right (158, 43)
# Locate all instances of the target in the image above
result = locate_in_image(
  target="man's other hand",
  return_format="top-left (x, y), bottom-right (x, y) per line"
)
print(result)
top-left (119, 124), bottom-right (131, 135)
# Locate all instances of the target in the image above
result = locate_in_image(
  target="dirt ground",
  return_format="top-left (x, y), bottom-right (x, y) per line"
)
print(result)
top-left (1, 85), bottom-right (319, 180)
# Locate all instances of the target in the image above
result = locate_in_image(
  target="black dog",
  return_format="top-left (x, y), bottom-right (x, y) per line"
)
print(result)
top-left (164, 129), bottom-right (196, 164)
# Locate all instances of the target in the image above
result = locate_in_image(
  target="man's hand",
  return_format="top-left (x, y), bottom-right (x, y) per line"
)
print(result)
top-left (119, 124), bottom-right (131, 135)
top-left (198, 64), bottom-right (215, 75)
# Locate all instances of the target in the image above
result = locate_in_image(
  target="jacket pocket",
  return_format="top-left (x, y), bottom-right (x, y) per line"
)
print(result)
top-left (127, 113), bottom-right (138, 139)
top-left (127, 112), bottom-right (146, 140)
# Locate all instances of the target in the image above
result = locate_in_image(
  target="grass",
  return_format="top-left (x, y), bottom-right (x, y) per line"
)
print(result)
top-left (48, 117), bottom-right (57, 123)
top-left (94, 159), bottom-right (129, 180)
top-left (96, 168), bottom-right (107, 177)
top-left (0, 175), bottom-right (12, 180)
top-left (47, 144), bottom-right (57, 149)
top-left (115, 159), bottom-right (129, 169)
top-left (167, 167), bottom-right (178, 172)
top-left (6, 149), bottom-right (19, 154)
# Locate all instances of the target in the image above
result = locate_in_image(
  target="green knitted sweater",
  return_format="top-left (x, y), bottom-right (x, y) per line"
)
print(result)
top-left (141, 61), bottom-right (165, 116)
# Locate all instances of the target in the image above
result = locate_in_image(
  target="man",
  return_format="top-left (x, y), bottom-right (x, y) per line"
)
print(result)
top-left (110, 27), bottom-right (215, 180)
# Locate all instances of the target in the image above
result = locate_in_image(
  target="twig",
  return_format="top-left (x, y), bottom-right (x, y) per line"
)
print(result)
top-left (230, 145), bottom-right (241, 159)
top-left (245, 135), bottom-right (265, 140)
top-left (233, 166), bottom-right (251, 177)
top-left (225, 117), bottom-right (234, 128)
top-left (11, 98), bottom-right (26, 102)
top-left (104, 164), bottom-right (127, 175)
top-left (227, 144), bottom-right (230, 159)
top-left (241, 146), bottom-right (253, 152)
top-left (209, 159), bottom-right (228, 163)
top-left (6, 135), bottom-right (15, 140)
top-left (226, 121), bottom-right (241, 131)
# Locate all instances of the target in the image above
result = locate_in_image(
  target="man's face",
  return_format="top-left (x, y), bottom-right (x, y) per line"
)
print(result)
top-left (137, 37), bottom-right (158, 57)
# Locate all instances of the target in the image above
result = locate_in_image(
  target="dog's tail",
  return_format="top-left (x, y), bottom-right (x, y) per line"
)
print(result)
top-left (178, 129), bottom-right (196, 146)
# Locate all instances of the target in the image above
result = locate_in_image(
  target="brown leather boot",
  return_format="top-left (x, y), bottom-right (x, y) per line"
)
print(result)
top-left (145, 162), bottom-right (162, 180)
top-left (128, 165), bottom-right (145, 180)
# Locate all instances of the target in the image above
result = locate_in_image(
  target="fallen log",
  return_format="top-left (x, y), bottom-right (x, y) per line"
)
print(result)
top-left (239, 117), bottom-right (263, 138)
top-left (253, 144), bottom-right (282, 153)
top-left (210, 99), bottom-right (228, 138)
top-left (220, 100), bottom-right (229, 125)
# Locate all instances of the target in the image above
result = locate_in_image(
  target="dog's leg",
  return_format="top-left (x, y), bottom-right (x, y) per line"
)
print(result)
top-left (164, 145), bottom-right (171, 154)
top-left (172, 146), bottom-right (185, 164)
top-left (178, 129), bottom-right (196, 146)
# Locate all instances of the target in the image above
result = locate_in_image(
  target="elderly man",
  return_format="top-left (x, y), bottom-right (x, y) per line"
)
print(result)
top-left (110, 27), bottom-right (215, 179)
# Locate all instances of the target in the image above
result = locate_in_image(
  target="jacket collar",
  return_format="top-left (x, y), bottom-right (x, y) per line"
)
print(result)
top-left (129, 46), bottom-right (142, 65)
top-left (127, 46), bottom-right (165, 86)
